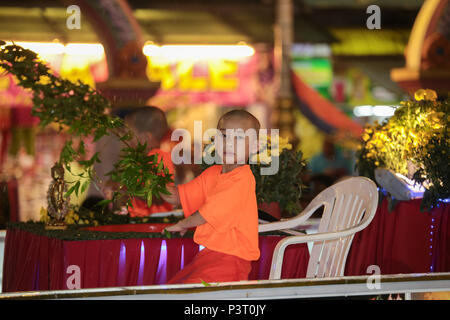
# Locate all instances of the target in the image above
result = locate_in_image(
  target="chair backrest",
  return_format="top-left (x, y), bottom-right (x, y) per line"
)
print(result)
top-left (305, 177), bottom-right (378, 278)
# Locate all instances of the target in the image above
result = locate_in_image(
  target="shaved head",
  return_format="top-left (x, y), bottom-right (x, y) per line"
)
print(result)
top-left (218, 109), bottom-right (261, 131)
top-left (125, 106), bottom-right (168, 141)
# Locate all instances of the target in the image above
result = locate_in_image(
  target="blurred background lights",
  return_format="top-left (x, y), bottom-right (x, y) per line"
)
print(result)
top-left (142, 44), bottom-right (255, 60)
top-left (353, 105), bottom-right (398, 117)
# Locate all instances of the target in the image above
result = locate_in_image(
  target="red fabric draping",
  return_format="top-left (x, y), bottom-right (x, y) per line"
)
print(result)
top-left (345, 198), bottom-right (450, 275)
top-left (4, 198), bottom-right (448, 293)
top-left (7, 179), bottom-right (19, 222)
top-left (0, 108), bottom-right (10, 167)
top-left (1, 229), bottom-right (310, 292)
top-left (10, 107), bottom-right (39, 127)
top-left (0, 178), bottom-right (19, 224)
top-left (2, 228), bottom-right (64, 292)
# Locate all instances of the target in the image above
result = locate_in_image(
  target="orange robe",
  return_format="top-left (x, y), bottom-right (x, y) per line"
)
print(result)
top-left (167, 164), bottom-right (260, 284)
top-left (128, 148), bottom-right (175, 217)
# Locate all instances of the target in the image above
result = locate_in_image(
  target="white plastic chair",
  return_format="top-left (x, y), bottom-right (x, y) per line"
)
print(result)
top-left (259, 177), bottom-right (379, 279)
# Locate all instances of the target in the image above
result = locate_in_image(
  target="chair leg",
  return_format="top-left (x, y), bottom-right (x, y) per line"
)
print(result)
top-left (269, 238), bottom-right (289, 280)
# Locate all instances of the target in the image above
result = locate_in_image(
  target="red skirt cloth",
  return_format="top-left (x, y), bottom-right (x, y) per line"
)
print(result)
top-left (167, 248), bottom-right (252, 284)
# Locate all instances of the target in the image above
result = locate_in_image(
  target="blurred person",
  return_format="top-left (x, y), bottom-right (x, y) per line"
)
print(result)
top-left (83, 106), bottom-right (175, 217)
top-left (81, 109), bottom-right (128, 211)
top-left (123, 106), bottom-right (175, 217)
top-left (306, 136), bottom-right (352, 194)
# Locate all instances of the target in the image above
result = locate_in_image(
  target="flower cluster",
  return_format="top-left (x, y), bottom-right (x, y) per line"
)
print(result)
top-left (357, 89), bottom-right (449, 210)
top-left (40, 206), bottom-right (99, 226)
top-left (250, 135), bottom-right (293, 164)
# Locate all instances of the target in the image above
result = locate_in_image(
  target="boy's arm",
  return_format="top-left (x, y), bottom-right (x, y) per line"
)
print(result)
top-left (161, 184), bottom-right (181, 207)
top-left (164, 211), bottom-right (206, 236)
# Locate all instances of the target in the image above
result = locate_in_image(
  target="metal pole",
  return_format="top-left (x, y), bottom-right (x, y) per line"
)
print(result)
top-left (272, 0), bottom-right (298, 148)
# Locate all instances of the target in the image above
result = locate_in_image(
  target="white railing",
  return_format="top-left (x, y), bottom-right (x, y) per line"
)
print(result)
top-left (0, 273), bottom-right (449, 300)
top-left (0, 230), bottom-right (6, 293)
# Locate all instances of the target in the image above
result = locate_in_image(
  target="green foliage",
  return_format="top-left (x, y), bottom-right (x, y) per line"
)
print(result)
top-left (251, 149), bottom-right (306, 215)
top-left (107, 142), bottom-right (173, 207)
top-left (0, 41), bottom-right (173, 209)
top-left (356, 90), bottom-right (449, 210)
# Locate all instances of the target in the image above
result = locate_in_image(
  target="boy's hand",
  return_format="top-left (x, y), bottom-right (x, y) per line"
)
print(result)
top-left (163, 222), bottom-right (188, 236)
top-left (162, 211), bottom-right (205, 237)
top-left (161, 184), bottom-right (181, 207)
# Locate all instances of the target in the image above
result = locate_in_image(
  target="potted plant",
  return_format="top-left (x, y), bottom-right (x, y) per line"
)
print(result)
top-left (0, 41), bottom-right (173, 227)
top-left (356, 89), bottom-right (449, 211)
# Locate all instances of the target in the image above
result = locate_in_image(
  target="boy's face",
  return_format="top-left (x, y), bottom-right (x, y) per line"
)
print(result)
top-left (216, 117), bottom-right (258, 164)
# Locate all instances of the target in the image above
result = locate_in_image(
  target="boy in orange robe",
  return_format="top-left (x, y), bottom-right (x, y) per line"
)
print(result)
top-left (162, 110), bottom-right (261, 284)
top-left (123, 106), bottom-right (175, 217)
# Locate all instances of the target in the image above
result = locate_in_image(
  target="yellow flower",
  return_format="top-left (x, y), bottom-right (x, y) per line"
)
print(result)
top-left (250, 153), bottom-right (259, 163)
top-left (414, 89), bottom-right (437, 101)
top-left (40, 207), bottom-right (50, 223)
top-left (259, 152), bottom-right (272, 164)
top-left (38, 75), bottom-right (51, 85)
top-left (271, 147), bottom-right (280, 157)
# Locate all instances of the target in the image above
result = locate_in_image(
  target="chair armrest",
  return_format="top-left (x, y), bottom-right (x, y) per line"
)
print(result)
top-left (268, 209), bottom-right (376, 279)
top-left (274, 208), bottom-right (375, 245)
top-left (258, 189), bottom-right (334, 233)
top-left (258, 206), bottom-right (321, 233)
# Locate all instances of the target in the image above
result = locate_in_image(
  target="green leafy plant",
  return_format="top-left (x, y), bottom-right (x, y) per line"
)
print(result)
top-left (0, 40), bottom-right (173, 211)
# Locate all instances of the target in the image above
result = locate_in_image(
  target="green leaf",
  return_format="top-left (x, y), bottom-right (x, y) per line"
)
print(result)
top-left (64, 186), bottom-right (75, 199)
top-left (95, 199), bottom-right (112, 208)
top-left (159, 187), bottom-right (172, 196)
top-left (146, 191), bottom-right (153, 207)
top-left (163, 229), bottom-right (172, 239)
top-left (157, 160), bottom-right (164, 172)
top-left (201, 280), bottom-right (211, 287)
top-left (73, 180), bottom-right (81, 196)
top-left (80, 180), bottom-right (89, 194)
